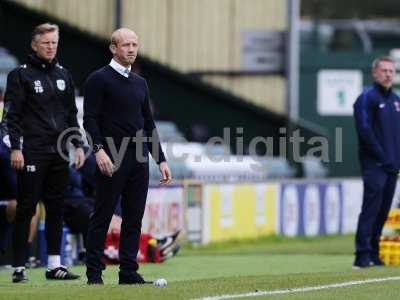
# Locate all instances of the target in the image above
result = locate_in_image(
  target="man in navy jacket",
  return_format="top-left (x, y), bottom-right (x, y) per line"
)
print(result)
top-left (353, 56), bottom-right (400, 268)
top-left (83, 28), bottom-right (172, 285)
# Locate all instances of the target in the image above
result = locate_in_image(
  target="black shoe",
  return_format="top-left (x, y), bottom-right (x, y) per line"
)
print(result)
top-left (87, 277), bottom-right (104, 285)
top-left (119, 271), bottom-right (145, 284)
top-left (12, 269), bottom-right (28, 283)
top-left (86, 271), bottom-right (103, 285)
top-left (45, 266), bottom-right (80, 280)
top-left (353, 255), bottom-right (371, 269)
top-left (157, 230), bottom-right (180, 246)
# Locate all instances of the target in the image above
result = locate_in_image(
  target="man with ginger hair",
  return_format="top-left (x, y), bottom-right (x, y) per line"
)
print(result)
top-left (353, 56), bottom-right (400, 268)
top-left (83, 28), bottom-right (172, 285)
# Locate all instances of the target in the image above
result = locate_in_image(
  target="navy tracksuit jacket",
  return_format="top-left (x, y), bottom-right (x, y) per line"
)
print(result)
top-left (353, 82), bottom-right (400, 257)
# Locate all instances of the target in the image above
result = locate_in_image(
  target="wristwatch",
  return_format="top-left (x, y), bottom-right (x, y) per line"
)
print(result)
top-left (93, 144), bottom-right (104, 153)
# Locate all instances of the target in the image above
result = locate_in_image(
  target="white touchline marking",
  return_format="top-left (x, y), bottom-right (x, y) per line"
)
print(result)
top-left (193, 276), bottom-right (400, 300)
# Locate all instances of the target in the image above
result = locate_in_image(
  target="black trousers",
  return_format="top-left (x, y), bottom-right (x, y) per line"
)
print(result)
top-left (355, 162), bottom-right (397, 258)
top-left (85, 148), bottom-right (149, 277)
top-left (13, 152), bottom-right (69, 267)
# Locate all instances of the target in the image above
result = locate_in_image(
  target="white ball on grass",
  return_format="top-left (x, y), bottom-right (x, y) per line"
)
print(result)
top-left (153, 278), bottom-right (168, 287)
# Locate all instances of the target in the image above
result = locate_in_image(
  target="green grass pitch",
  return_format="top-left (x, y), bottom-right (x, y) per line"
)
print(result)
top-left (1, 235), bottom-right (400, 300)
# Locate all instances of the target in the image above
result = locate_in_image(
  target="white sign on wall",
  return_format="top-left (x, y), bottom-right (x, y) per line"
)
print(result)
top-left (303, 185), bottom-right (320, 236)
top-left (317, 70), bottom-right (363, 116)
top-left (241, 30), bottom-right (284, 72)
top-left (142, 186), bottom-right (184, 238)
top-left (341, 180), bottom-right (363, 234)
top-left (281, 185), bottom-right (299, 237)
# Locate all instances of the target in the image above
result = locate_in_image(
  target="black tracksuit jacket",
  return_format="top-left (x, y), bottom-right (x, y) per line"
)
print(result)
top-left (1, 54), bottom-right (82, 153)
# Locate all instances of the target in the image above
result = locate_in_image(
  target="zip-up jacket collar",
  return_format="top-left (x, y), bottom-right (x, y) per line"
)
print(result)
top-left (373, 82), bottom-right (393, 98)
top-left (27, 53), bottom-right (58, 71)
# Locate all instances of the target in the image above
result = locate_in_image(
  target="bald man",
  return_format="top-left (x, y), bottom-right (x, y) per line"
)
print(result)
top-left (83, 28), bottom-right (172, 285)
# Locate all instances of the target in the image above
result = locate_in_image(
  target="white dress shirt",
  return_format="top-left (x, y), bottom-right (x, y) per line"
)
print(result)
top-left (109, 59), bottom-right (131, 78)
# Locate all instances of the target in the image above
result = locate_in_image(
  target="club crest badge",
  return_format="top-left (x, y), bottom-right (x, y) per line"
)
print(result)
top-left (56, 79), bottom-right (66, 91)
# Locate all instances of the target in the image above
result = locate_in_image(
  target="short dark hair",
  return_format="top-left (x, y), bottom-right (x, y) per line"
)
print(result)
top-left (372, 56), bottom-right (395, 70)
top-left (31, 23), bottom-right (59, 42)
